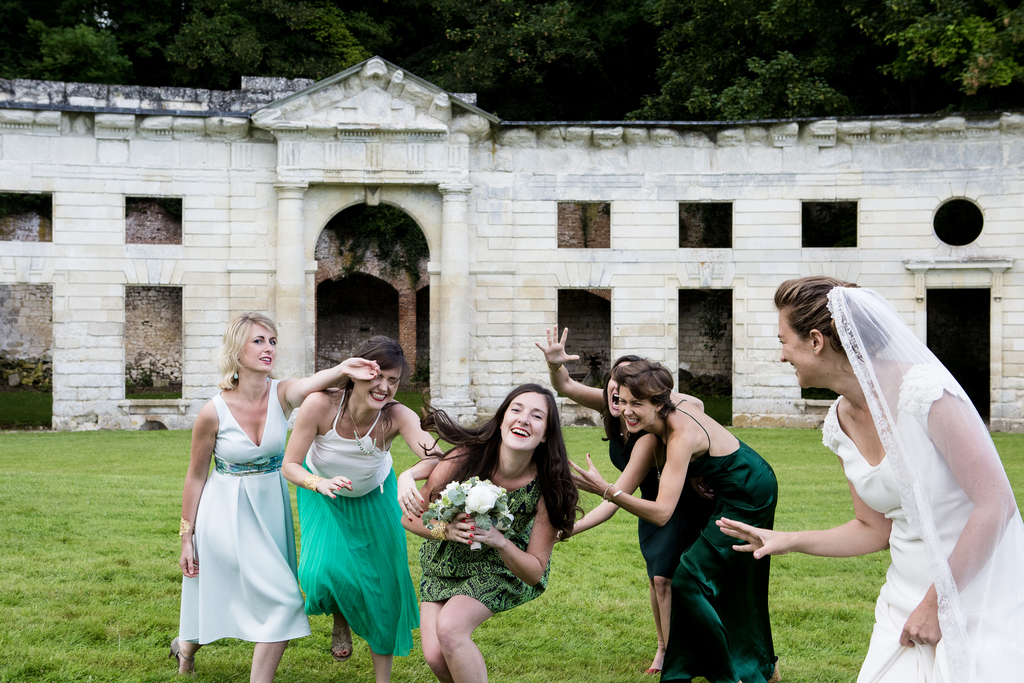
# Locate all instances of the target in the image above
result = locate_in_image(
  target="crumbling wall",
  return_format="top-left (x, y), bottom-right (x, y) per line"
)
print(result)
top-left (124, 286), bottom-right (182, 387)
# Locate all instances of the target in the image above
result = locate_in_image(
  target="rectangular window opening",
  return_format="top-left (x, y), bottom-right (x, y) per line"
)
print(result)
top-left (0, 284), bottom-right (53, 427)
top-left (0, 192), bottom-right (53, 242)
top-left (125, 285), bottom-right (183, 399)
top-left (678, 289), bottom-right (732, 425)
top-left (802, 201), bottom-right (857, 248)
top-left (679, 202), bottom-right (732, 248)
top-left (556, 289), bottom-right (611, 385)
top-left (557, 202), bottom-right (610, 249)
top-left (927, 288), bottom-right (990, 420)
top-left (126, 197), bottom-right (183, 245)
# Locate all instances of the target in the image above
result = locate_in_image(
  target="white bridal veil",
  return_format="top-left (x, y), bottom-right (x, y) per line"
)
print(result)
top-left (827, 286), bottom-right (1024, 681)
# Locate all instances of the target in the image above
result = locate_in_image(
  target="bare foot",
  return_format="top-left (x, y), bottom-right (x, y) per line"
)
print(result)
top-left (645, 648), bottom-right (665, 674)
top-left (331, 614), bottom-right (353, 662)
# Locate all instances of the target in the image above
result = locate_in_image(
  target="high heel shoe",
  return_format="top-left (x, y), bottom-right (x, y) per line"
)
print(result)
top-left (169, 637), bottom-right (195, 675)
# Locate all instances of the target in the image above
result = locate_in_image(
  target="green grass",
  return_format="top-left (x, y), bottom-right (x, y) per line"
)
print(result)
top-left (0, 391), bottom-right (51, 428)
top-left (0, 428), bottom-right (1021, 682)
top-left (125, 392), bottom-right (183, 401)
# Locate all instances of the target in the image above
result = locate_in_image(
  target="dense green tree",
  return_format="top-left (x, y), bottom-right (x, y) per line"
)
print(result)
top-left (22, 20), bottom-right (133, 83)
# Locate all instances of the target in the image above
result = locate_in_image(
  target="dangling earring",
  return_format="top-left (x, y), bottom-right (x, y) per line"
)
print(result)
top-left (233, 372), bottom-right (238, 380)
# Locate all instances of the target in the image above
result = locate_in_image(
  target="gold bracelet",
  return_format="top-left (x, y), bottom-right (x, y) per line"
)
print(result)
top-left (429, 521), bottom-right (447, 540)
top-left (302, 475), bottom-right (324, 492)
top-left (547, 362), bottom-right (564, 374)
top-left (179, 517), bottom-right (191, 537)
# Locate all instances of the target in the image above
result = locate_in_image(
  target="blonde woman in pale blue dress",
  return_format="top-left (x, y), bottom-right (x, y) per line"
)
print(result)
top-left (170, 312), bottom-right (380, 681)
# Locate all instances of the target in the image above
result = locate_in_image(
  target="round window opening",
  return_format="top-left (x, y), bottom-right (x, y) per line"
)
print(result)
top-left (933, 199), bottom-right (983, 246)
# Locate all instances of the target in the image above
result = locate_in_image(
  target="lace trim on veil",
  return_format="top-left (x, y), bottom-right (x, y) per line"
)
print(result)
top-left (828, 288), bottom-right (975, 681)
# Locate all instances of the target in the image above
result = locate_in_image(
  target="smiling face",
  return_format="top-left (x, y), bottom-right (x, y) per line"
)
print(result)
top-left (618, 385), bottom-right (657, 433)
top-left (499, 391), bottom-right (549, 455)
top-left (352, 365), bottom-right (402, 410)
top-left (778, 309), bottom-right (822, 388)
top-left (238, 324), bottom-right (276, 375)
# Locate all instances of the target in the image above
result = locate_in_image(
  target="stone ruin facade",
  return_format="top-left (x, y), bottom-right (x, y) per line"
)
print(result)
top-left (0, 56), bottom-right (1020, 431)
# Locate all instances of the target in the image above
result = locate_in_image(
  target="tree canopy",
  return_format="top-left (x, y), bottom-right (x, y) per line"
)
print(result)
top-left (1, 0), bottom-right (1021, 120)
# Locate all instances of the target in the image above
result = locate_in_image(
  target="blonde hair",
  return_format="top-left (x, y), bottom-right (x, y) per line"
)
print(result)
top-left (217, 312), bottom-right (278, 390)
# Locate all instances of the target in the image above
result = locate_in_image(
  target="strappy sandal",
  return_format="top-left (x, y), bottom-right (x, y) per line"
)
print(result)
top-left (767, 657), bottom-right (781, 683)
top-left (169, 637), bottom-right (195, 675)
top-left (331, 619), bottom-right (353, 662)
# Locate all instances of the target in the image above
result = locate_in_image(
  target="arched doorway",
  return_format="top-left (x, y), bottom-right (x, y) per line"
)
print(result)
top-left (314, 204), bottom-right (429, 374)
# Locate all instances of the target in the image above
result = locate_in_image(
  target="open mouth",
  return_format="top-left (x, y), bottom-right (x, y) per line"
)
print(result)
top-left (259, 356), bottom-right (273, 364)
top-left (510, 427), bottom-right (530, 438)
top-left (611, 393), bottom-right (620, 407)
top-left (369, 391), bottom-right (387, 402)
top-left (624, 416), bottom-right (640, 428)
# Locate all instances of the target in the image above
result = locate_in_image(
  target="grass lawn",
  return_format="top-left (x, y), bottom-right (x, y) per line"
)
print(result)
top-left (0, 427), bottom-right (1021, 682)
top-left (0, 391), bottom-right (51, 428)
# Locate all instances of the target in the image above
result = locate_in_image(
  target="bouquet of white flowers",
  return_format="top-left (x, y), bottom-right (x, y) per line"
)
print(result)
top-left (422, 476), bottom-right (514, 550)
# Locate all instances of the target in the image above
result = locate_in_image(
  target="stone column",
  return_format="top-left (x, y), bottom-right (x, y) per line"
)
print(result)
top-left (274, 182), bottom-right (309, 380)
top-left (434, 183), bottom-right (475, 421)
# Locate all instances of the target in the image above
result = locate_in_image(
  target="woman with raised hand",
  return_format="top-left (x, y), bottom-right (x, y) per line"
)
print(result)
top-left (281, 336), bottom-right (441, 682)
top-left (572, 359), bottom-right (779, 683)
top-left (718, 276), bottom-right (1024, 682)
top-left (401, 384), bottom-right (581, 683)
top-left (172, 312), bottom-right (379, 680)
top-left (536, 327), bottom-right (715, 674)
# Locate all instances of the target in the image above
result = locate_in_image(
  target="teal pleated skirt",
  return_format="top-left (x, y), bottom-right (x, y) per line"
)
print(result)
top-left (296, 468), bottom-right (419, 657)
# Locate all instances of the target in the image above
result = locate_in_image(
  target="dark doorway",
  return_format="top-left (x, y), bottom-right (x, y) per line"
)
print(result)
top-left (316, 274), bottom-right (399, 370)
top-left (556, 289), bottom-right (611, 386)
top-left (927, 289), bottom-right (990, 420)
top-left (678, 289), bottom-right (733, 425)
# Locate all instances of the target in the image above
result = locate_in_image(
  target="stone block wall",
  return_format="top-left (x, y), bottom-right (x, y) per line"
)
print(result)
top-left (316, 275), bottom-right (400, 369)
top-left (124, 286), bottom-right (183, 386)
top-left (0, 283), bottom-right (53, 359)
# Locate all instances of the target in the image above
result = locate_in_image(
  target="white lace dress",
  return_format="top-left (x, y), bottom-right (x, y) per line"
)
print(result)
top-left (823, 368), bottom-right (1024, 682)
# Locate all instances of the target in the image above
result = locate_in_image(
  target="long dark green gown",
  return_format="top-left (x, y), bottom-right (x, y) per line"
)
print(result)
top-left (661, 440), bottom-right (778, 683)
top-left (609, 432), bottom-right (715, 578)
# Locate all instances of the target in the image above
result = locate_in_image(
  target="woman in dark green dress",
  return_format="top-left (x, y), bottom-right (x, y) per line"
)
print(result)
top-left (572, 360), bottom-right (780, 683)
top-left (536, 328), bottom-right (715, 674)
top-left (401, 384), bottom-right (581, 683)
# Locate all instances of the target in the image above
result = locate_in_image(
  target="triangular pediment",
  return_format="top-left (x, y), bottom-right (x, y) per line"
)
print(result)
top-left (251, 56), bottom-right (498, 135)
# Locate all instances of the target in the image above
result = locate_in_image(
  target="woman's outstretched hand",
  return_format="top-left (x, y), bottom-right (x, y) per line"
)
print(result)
top-left (535, 327), bottom-right (580, 366)
top-left (716, 517), bottom-right (790, 559)
top-left (569, 454), bottom-right (609, 496)
top-left (397, 470), bottom-right (425, 518)
top-left (339, 357), bottom-right (380, 382)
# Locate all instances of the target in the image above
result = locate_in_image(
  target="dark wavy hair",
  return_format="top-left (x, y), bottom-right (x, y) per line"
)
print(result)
top-left (601, 354), bottom-right (644, 445)
top-left (612, 360), bottom-right (677, 421)
top-left (337, 336), bottom-right (410, 434)
top-left (422, 384), bottom-right (581, 537)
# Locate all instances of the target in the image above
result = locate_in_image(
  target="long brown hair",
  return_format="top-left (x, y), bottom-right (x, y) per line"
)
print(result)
top-left (774, 276), bottom-right (858, 354)
top-left (423, 384), bottom-right (581, 537)
top-left (602, 354), bottom-right (644, 445)
top-left (337, 336), bottom-right (410, 434)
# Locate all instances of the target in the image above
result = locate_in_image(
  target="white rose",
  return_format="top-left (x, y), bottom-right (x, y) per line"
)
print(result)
top-left (465, 484), bottom-right (500, 514)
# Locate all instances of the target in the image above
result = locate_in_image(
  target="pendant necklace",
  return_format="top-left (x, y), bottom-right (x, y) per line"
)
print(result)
top-left (351, 414), bottom-right (378, 455)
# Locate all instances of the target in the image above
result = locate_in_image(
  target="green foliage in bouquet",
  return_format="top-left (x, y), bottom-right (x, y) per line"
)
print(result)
top-left (422, 476), bottom-right (514, 533)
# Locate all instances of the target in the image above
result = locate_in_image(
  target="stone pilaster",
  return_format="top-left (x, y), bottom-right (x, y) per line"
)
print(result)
top-left (433, 183), bottom-right (476, 422)
top-left (274, 182), bottom-right (308, 380)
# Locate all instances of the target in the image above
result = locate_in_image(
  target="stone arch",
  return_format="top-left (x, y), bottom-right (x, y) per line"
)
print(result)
top-left (311, 193), bottom-right (433, 373)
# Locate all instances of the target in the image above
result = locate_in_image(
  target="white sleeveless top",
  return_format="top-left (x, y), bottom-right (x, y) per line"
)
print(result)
top-left (304, 393), bottom-right (394, 497)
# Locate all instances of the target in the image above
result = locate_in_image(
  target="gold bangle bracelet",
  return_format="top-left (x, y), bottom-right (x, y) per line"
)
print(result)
top-left (429, 521), bottom-right (447, 540)
top-left (302, 475), bottom-right (324, 492)
top-left (547, 362), bottom-right (564, 374)
top-left (179, 517), bottom-right (192, 537)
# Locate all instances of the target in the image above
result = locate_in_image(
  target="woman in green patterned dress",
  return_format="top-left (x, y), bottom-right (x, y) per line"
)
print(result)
top-left (401, 384), bottom-right (580, 683)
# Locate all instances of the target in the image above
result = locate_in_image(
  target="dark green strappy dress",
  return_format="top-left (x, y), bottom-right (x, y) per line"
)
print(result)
top-left (661, 438), bottom-right (778, 683)
top-left (419, 478), bottom-right (548, 613)
top-left (609, 432), bottom-right (715, 578)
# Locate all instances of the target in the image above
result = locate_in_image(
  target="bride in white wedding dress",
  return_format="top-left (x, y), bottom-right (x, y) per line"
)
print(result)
top-left (719, 277), bottom-right (1024, 683)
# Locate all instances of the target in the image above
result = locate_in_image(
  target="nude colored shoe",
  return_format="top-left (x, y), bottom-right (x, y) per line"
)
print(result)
top-left (168, 637), bottom-right (195, 675)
